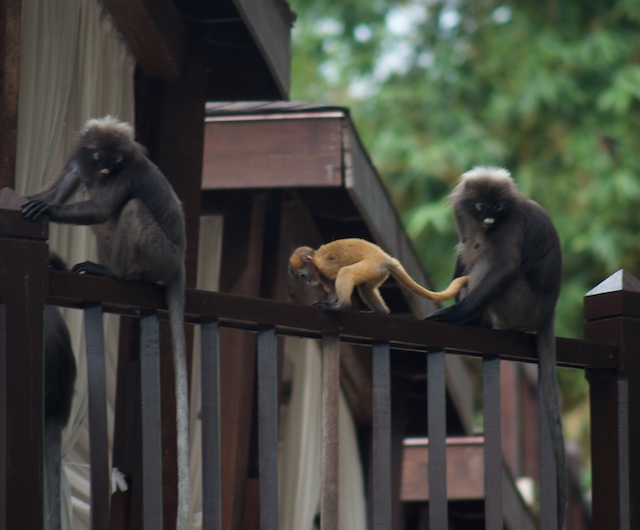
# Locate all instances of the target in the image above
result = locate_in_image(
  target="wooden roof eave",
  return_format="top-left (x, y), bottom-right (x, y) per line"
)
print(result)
top-left (232, 0), bottom-right (295, 99)
top-left (102, 0), bottom-right (185, 80)
top-left (102, 0), bottom-right (293, 99)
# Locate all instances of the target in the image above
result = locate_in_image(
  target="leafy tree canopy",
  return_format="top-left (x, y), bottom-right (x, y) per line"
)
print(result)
top-left (289, 1), bottom-right (640, 451)
top-left (289, 0), bottom-right (640, 344)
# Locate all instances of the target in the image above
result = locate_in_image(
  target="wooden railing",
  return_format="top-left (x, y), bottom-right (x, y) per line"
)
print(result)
top-left (0, 208), bottom-right (637, 529)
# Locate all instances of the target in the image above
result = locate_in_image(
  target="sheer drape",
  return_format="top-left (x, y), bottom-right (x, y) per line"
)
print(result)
top-left (17, 0), bottom-right (134, 528)
top-left (280, 338), bottom-right (367, 530)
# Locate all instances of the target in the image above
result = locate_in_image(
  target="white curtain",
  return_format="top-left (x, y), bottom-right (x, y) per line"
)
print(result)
top-left (280, 337), bottom-right (367, 530)
top-left (16, 0), bottom-right (134, 528)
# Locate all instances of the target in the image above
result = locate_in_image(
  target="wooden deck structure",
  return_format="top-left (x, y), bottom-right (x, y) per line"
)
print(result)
top-left (0, 1), bottom-right (639, 529)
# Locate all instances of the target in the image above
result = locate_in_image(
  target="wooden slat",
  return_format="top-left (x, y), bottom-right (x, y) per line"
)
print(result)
top-left (139, 312), bottom-right (163, 530)
top-left (202, 118), bottom-right (343, 191)
top-left (200, 321), bottom-right (222, 530)
top-left (321, 334), bottom-right (340, 530)
top-left (371, 341), bottom-right (391, 529)
top-left (83, 305), bottom-right (110, 530)
top-left (0, 0), bottom-right (21, 189)
top-left (401, 438), bottom-right (539, 530)
top-left (47, 271), bottom-right (618, 370)
top-left (232, 0), bottom-right (293, 98)
top-left (257, 326), bottom-right (278, 529)
top-left (482, 357), bottom-right (503, 528)
top-left (0, 304), bottom-right (6, 524)
top-left (427, 350), bottom-right (447, 528)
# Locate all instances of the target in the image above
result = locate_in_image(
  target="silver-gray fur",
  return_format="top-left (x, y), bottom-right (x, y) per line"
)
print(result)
top-left (23, 117), bottom-right (190, 530)
top-left (428, 166), bottom-right (566, 528)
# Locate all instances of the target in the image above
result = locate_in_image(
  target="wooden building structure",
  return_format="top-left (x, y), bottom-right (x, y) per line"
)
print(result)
top-left (0, 1), bottom-right (638, 530)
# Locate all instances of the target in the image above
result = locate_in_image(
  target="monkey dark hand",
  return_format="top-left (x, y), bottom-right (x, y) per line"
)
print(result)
top-left (22, 199), bottom-right (53, 220)
top-left (427, 301), bottom-right (488, 327)
top-left (426, 304), bottom-right (466, 323)
top-left (71, 261), bottom-right (115, 278)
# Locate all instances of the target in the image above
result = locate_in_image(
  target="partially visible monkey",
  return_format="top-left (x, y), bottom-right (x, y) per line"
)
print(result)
top-left (45, 253), bottom-right (77, 530)
top-left (288, 238), bottom-right (469, 314)
top-left (22, 117), bottom-right (190, 529)
top-left (427, 167), bottom-right (566, 528)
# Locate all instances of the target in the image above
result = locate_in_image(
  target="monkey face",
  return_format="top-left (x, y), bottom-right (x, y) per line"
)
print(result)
top-left (88, 149), bottom-right (126, 176)
top-left (289, 265), bottom-right (320, 286)
top-left (473, 200), bottom-right (505, 228)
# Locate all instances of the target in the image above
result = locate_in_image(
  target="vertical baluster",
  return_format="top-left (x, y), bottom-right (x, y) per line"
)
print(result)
top-left (427, 349), bottom-right (447, 528)
top-left (201, 320), bottom-right (222, 530)
top-left (257, 326), bottom-right (278, 529)
top-left (321, 334), bottom-right (340, 530)
top-left (372, 341), bottom-right (391, 529)
top-left (0, 304), bottom-right (6, 525)
top-left (139, 312), bottom-right (163, 530)
top-left (83, 305), bottom-right (110, 530)
top-left (483, 356), bottom-right (503, 528)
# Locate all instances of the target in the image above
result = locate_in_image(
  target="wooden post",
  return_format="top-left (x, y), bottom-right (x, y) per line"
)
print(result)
top-left (0, 0), bottom-right (21, 189)
top-left (0, 209), bottom-right (48, 529)
top-left (584, 270), bottom-right (640, 530)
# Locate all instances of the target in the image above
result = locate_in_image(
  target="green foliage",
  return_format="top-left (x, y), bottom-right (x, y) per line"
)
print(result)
top-left (288, 0), bottom-right (640, 455)
top-left (289, 0), bottom-right (640, 337)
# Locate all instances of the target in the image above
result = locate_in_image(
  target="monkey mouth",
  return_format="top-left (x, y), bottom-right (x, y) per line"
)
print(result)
top-left (483, 218), bottom-right (495, 227)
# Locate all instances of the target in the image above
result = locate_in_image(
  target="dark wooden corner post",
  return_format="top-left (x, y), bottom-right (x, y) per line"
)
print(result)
top-left (584, 270), bottom-right (640, 530)
top-left (0, 209), bottom-right (49, 529)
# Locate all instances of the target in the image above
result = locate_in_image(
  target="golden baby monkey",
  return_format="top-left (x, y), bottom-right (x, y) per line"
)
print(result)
top-left (289, 238), bottom-right (468, 314)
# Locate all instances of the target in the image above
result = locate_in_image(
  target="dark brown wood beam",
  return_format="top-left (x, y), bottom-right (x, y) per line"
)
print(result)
top-left (0, 210), bottom-right (48, 529)
top-left (102, 0), bottom-right (185, 79)
top-left (134, 26), bottom-right (207, 289)
top-left (0, 0), bottom-right (21, 189)
top-left (218, 194), bottom-right (268, 530)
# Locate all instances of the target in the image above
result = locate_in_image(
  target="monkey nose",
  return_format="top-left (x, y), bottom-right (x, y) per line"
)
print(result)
top-left (99, 168), bottom-right (110, 175)
top-left (483, 218), bottom-right (495, 226)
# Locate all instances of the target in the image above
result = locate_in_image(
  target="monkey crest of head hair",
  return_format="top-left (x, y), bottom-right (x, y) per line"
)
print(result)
top-left (450, 165), bottom-right (518, 202)
top-left (82, 115), bottom-right (135, 142)
top-left (460, 166), bottom-right (514, 184)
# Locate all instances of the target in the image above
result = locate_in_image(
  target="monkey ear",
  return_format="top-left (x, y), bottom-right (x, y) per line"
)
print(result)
top-left (301, 253), bottom-right (313, 263)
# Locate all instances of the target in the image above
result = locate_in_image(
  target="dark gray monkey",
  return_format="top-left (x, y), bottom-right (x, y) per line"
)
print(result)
top-left (22, 117), bottom-right (189, 529)
top-left (428, 166), bottom-right (566, 528)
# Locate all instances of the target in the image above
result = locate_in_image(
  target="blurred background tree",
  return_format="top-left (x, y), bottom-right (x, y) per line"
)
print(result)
top-left (288, 0), bottom-right (640, 490)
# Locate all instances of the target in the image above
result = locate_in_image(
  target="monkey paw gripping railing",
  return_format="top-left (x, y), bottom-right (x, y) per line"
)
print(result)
top-left (0, 208), bottom-right (636, 530)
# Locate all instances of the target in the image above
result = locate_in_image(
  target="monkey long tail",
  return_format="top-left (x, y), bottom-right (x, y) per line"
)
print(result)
top-left (537, 320), bottom-right (567, 529)
top-left (388, 259), bottom-right (469, 302)
top-left (45, 418), bottom-right (62, 530)
top-left (167, 268), bottom-right (190, 530)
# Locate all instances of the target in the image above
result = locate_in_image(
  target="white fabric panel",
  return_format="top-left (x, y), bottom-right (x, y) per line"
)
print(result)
top-left (280, 338), bottom-right (367, 530)
top-left (16, 1), bottom-right (134, 528)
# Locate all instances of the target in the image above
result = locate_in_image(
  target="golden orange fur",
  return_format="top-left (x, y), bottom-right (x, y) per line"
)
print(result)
top-left (288, 238), bottom-right (468, 315)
